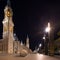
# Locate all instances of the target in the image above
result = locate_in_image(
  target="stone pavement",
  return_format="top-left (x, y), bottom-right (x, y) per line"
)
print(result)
top-left (0, 53), bottom-right (60, 60)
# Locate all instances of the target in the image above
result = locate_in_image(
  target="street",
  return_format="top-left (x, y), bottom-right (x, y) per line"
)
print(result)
top-left (0, 53), bottom-right (60, 60)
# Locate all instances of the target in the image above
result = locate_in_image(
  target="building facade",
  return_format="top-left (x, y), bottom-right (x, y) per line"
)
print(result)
top-left (0, 0), bottom-right (32, 54)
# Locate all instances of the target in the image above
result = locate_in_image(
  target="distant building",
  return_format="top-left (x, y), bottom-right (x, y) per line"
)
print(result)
top-left (0, 0), bottom-right (32, 55)
top-left (55, 38), bottom-right (60, 50)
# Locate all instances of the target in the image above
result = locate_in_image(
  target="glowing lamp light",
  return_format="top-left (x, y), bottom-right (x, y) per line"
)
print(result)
top-left (45, 27), bottom-right (50, 32)
top-left (45, 22), bottom-right (51, 32)
top-left (39, 44), bottom-right (42, 47)
top-left (43, 36), bottom-right (45, 40)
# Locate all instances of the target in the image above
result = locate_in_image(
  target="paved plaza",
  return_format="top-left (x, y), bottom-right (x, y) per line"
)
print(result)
top-left (0, 53), bottom-right (60, 60)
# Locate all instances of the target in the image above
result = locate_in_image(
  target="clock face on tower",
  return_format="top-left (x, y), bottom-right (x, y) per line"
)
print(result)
top-left (7, 10), bottom-right (11, 17)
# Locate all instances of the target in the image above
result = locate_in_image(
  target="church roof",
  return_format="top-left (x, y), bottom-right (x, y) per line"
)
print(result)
top-left (20, 45), bottom-right (32, 54)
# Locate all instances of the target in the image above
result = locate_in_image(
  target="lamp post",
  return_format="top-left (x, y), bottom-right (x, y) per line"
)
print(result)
top-left (45, 22), bottom-right (51, 55)
top-left (43, 34), bottom-right (48, 55)
top-left (39, 44), bottom-right (42, 48)
top-left (45, 22), bottom-right (51, 33)
top-left (38, 43), bottom-right (42, 53)
top-left (43, 22), bottom-right (51, 55)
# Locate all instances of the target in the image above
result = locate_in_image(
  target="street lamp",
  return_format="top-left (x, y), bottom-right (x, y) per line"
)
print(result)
top-left (45, 22), bottom-right (51, 44)
top-left (44, 22), bottom-right (51, 55)
top-left (45, 22), bottom-right (51, 45)
top-left (43, 34), bottom-right (46, 40)
top-left (45, 22), bottom-right (51, 33)
top-left (38, 43), bottom-right (42, 53)
top-left (43, 34), bottom-right (48, 55)
top-left (39, 43), bottom-right (42, 48)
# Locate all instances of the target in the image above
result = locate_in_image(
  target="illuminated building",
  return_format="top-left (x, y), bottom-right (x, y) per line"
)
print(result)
top-left (0, 0), bottom-right (32, 55)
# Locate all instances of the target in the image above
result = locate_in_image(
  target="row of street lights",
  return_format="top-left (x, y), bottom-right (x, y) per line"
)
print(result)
top-left (35, 22), bottom-right (51, 55)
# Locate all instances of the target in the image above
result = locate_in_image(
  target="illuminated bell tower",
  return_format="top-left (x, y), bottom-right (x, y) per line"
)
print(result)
top-left (2, 0), bottom-right (14, 54)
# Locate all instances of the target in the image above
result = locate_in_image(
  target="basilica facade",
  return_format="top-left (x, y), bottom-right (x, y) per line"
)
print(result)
top-left (0, 0), bottom-right (32, 55)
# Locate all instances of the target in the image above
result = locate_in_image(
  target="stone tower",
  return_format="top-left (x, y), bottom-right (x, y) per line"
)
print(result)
top-left (2, 0), bottom-right (14, 54)
top-left (26, 35), bottom-right (29, 48)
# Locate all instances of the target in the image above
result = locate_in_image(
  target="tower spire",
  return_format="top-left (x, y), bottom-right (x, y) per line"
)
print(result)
top-left (21, 40), bottom-right (23, 46)
top-left (7, 0), bottom-right (11, 7)
top-left (26, 34), bottom-right (29, 48)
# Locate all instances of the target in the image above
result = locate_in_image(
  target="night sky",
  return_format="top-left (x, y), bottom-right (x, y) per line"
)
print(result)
top-left (0, 0), bottom-right (60, 50)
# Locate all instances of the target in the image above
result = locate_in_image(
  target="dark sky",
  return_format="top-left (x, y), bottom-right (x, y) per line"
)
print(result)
top-left (0, 0), bottom-right (60, 50)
